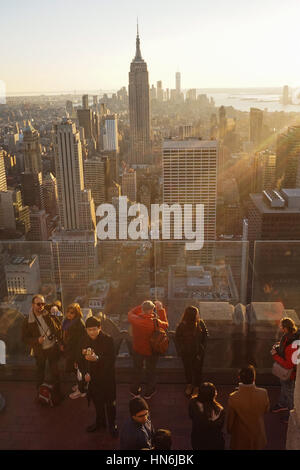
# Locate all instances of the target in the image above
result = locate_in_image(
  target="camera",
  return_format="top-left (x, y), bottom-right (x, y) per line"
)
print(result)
top-left (47, 333), bottom-right (55, 341)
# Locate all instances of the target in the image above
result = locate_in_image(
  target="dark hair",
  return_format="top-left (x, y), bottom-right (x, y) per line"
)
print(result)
top-left (153, 429), bottom-right (172, 450)
top-left (197, 382), bottom-right (222, 418)
top-left (179, 306), bottom-right (200, 330)
top-left (239, 365), bottom-right (256, 385)
top-left (281, 317), bottom-right (297, 334)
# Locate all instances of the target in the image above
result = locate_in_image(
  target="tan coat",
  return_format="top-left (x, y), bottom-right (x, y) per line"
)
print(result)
top-left (227, 384), bottom-right (270, 450)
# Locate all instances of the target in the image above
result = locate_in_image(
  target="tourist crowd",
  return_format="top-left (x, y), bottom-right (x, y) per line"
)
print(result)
top-left (22, 295), bottom-right (300, 450)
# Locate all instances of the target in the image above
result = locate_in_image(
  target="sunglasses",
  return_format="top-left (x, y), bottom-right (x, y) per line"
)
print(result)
top-left (35, 302), bottom-right (45, 307)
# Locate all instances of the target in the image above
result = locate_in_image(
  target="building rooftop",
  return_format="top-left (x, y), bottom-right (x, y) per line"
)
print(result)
top-left (281, 188), bottom-right (300, 198)
top-left (250, 193), bottom-right (300, 214)
top-left (163, 139), bottom-right (218, 150)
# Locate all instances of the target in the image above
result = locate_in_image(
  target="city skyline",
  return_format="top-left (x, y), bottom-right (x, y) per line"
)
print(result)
top-left (1, 0), bottom-right (300, 94)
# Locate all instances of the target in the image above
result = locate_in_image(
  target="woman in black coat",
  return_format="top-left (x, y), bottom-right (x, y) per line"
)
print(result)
top-left (61, 303), bottom-right (86, 398)
top-left (175, 305), bottom-right (208, 397)
top-left (189, 382), bottom-right (225, 450)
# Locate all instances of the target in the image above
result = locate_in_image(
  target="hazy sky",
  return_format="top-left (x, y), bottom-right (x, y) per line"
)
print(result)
top-left (1, 0), bottom-right (300, 93)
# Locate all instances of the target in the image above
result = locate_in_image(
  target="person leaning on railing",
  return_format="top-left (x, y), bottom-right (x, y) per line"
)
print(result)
top-left (128, 300), bottom-right (168, 399)
top-left (271, 317), bottom-right (300, 416)
top-left (175, 306), bottom-right (208, 398)
top-left (60, 303), bottom-right (86, 399)
top-left (22, 294), bottom-right (62, 400)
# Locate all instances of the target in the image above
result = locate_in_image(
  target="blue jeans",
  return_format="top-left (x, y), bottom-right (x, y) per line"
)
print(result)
top-left (278, 379), bottom-right (295, 410)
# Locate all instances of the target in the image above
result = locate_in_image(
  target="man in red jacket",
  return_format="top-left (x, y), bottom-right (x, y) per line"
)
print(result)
top-left (128, 300), bottom-right (168, 399)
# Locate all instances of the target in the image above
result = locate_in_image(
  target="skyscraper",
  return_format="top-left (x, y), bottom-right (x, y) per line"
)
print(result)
top-left (250, 107), bottom-right (263, 147)
top-left (82, 94), bottom-right (89, 109)
top-left (52, 119), bottom-right (97, 302)
top-left (252, 150), bottom-right (276, 193)
top-left (54, 118), bottom-right (95, 231)
top-left (84, 156), bottom-right (107, 208)
top-left (276, 126), bottom-right (300, 188)
top-left (282, 85), bottom-right (289, 106)
top-left (129, 25), bottom-right (151, 165)
top-left (156, 81), bottom-right (163, 102)
top-left (176, 71), bottom-right (181, 95)
top-left (0, 149), bottom-right (7, 192)
top-left (101, 114), bottom-right (119, 153)
top-left (163, 139), bottom-right (218, 263)
top-left (122, 169), bottom-right (137, 202)
top-left (23, 121), bottom-right (42, 173)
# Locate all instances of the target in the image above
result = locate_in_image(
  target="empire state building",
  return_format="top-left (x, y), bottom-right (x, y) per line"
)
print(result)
top-left (129, 26), bottom-right (152, 165)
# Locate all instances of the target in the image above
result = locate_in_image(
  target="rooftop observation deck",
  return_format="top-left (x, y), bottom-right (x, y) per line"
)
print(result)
top-left (0, 381), bottom-right (287, 450)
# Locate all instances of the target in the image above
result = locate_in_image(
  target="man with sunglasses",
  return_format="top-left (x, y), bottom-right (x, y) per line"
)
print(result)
top-left (22, 294), bottom-right (62, 399)
top-left (120, 397), bottom-right (154, 450)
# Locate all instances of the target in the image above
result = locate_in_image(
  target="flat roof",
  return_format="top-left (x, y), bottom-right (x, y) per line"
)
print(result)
top-left (250, 193), bottom-right (300, 214)
top-left (163, 139), bottom-right (218, 150)
top-left (281, 188), bottom-right (300, 198)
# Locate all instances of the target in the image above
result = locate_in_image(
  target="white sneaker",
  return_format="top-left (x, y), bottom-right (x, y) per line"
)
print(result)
top-left (69, 390), bottom-right (86, 399)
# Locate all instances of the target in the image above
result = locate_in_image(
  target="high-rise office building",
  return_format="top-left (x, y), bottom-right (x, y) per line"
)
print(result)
top-left (5, 255), bottom-right (40, 296)
top-left (77, 108), bottom-right (94, 141)
top-left (129, 26), bottom-right (151, 165)
top-left (150, 85), bottom-right (157, 100)
top-left (28, 207), bottom-right (49, 241)
top-left (0, 189), bottom-right (30, 234)
top-left (163, 139), bottom-right (218, 263)
top-left (82, 94), bottom-right (89, 109)
top-left (122, 169), bottom-right (137, 202)
top-left (176, 72), bottom-right (181, 95)
top-left (282, 85), bottom-right (289, 106)
top-left (0, 149), bottom-right (7, 192)
top-left (52, 119), bottom-right (97, 301)
top-left (84, 156), bottom-right (107, 208)
top-left (248, 189), bottom-right (300, 309)
top-left (54, 119), bottom-right (96, 231)
top-left (66, 100), bottom-right (74, 117)
top-left (21, 171), bottom-right (44, 209)
top-left (276, 126), bottom-right (300, 188)
top-left (248, 189), bottom-right (300, 242)
top-left (93, 95), bottom-right (98, 107)
top-left (218, 106), bottom-right (227, 140)
top-left (23, 121), bottom-right (42, 173)
top-left (42, 172), bottom-right (58, 218)
top-left (250, 108), bottom-right (263, 147)
top-left (156, 81), bottom-right (163, 102)
top-left (252, 150), bottom-right (276, 193)
top-left (101, 114), bottom-right (119, 153)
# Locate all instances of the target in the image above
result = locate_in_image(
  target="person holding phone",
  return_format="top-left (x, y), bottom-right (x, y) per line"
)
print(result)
top-left (78, 316), bottom-right (118, 437)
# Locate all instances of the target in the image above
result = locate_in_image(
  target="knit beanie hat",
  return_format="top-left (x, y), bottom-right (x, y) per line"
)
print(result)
top-left (129, 397), bottom-right (149, 416)
top-left (85, 316), bottom-right (101, 328)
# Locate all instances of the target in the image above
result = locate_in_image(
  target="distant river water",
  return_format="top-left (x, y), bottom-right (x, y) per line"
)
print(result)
top-left (200, 90), bottom-right (300, 113)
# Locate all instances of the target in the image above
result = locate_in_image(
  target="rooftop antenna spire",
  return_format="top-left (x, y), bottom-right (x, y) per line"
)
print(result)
top-left (134, 18), bottom-right (143, 61)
